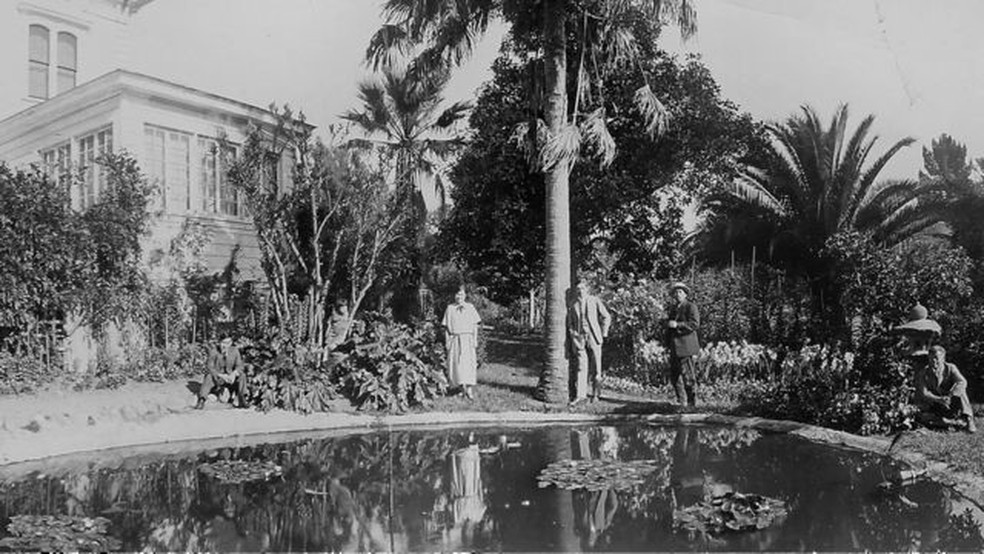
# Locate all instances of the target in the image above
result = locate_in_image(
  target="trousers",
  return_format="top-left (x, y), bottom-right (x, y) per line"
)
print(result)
top-left (669, 354), bottom-right (696, 406)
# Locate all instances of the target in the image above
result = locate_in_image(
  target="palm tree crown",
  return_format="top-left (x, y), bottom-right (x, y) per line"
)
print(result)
top-left (709, 103), bottom-right (934, 263)
top-left (342, 65), bottom-right (471, 212)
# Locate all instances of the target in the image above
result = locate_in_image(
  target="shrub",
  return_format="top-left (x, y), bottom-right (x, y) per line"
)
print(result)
top-left (737, 343), bottom-right (916, 435)
top-left (335, 317), bottom-right (448, 412)
top-left (239, 334), bottom-right (337, 414)
top-left (0, 352), bottom-right (56, 395)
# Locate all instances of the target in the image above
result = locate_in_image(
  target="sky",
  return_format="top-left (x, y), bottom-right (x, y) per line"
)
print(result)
top-left (128, 0), bottom-right (984, 181)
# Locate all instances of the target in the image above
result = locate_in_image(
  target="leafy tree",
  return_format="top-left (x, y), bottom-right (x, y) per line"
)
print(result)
top-left (439, 44), bottom-right (759, 301)
top-left (368, 0), bottom-right (697, 404)
top-left (700, 104), bottom-right (935, 329)
top-left (917, 133), bottom-right (984, 265)
top-left (0, 152), bottom-right (152, 352)
top-left (228, 109), bottom-right (408, 351)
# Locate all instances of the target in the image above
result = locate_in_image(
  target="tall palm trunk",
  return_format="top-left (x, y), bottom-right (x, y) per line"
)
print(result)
top-left (536, 0), bottom-right (572, 404)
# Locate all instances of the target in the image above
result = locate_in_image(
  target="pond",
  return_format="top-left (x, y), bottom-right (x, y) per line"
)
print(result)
top-left (1, 423), bottom-right (982, 552)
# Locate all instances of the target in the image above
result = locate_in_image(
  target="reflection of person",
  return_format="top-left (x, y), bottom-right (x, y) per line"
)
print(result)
top-left (665, 282), bottom-right (700, 407)
top-left (442, 436), bottom-right (486, 550)
top-left (574, 428), bottom-right (621, 549)
top-left (669, 427), bottom-right (703, 509)
top-left (913, 346), bottom-right (976, 433)
top-left (442, 287), bottom-right (482, 399)
top-left (196, 336), bottom-right (246, 409)
top-left (566, 277), bottom-right (612, 403)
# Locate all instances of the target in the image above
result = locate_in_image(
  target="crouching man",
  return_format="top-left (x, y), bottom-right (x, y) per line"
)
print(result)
top-left (195, 335), bottom-right (247, 410)
top-left (913, 346), bottom-right (976, 433)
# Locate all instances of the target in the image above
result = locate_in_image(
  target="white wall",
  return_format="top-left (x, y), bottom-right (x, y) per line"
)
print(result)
top-left (0, 0), bottom-right (133, 121)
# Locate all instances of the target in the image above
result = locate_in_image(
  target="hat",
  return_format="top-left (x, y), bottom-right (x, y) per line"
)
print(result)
top-left (669, 281), bottom-right (690, 294)
top-left (893, 303), bottom-right (941, 336)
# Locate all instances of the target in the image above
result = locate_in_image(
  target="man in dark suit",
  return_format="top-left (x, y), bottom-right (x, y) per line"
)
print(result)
top-left (666, 282), bottom-right (700, 406)
top-left (195, 335), bottom-right (247, 409)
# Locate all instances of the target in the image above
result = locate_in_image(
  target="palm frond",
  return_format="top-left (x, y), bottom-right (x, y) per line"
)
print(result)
top-left (579, 108), bottom-right (616, 167)
top-left (541, 123), bottom-right (582, 170)
top-left (366, 24), bottom-right (412, 70)
top-left (645, 0), bottom-right (698, 40)
top-left (726, 169), bottom-right (789, 218)
top-left (434, 100), bottom-right (472, 128)
top-left (634, 84), bottom-right (669, 138)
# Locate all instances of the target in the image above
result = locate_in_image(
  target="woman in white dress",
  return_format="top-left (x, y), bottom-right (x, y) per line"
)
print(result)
top-left (442, 287), bottom-right (482, 399)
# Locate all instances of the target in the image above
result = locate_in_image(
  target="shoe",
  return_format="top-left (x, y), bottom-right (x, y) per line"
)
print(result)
top-left (589, 393), bottom-right (599, 403)
top-left (967, 417), bottom-right (977, 434)
top-left (464, 387), bottom-right (475, 400)
top-left (193, 398), bottom-right (205, 410)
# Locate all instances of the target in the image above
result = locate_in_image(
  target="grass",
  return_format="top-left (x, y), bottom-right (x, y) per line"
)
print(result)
top-left (896, 425), bottom-right (984, 475)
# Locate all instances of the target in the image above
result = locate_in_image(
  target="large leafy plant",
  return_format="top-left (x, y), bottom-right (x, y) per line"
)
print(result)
top-left (335, 316), bottom-right (447, 412)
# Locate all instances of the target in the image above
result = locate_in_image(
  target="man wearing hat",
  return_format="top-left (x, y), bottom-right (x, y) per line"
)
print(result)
top-left (666, 281), bottom-right (700, 406)
top-left (566, 276), bottom-right (612, 403)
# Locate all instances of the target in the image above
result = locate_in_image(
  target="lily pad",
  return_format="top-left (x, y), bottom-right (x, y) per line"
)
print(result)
top-left (537, 459), bottom-right (659, 491)
top-left (674, 492), bottom-right (787, 534)
top-left (0, 514), bottom-right (121, 552)
top-left (198, 460), bottom-right (284, 484)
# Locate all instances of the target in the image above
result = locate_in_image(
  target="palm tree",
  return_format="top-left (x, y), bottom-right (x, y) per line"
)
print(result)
top-left (342, 65), bottom-right (471, 219)
top-left (700, 104), bottom-right (938, 323)
top-left (367, 0), bottom-right (697, 404)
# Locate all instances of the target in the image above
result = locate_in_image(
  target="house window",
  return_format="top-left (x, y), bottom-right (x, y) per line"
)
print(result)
top-left (198, 138), bottom-right (239, 217)
top-left (78, 127), bottom-right (113, 208)
top-left (28, 24), bottom-right (49, 99)
top-left (56, 32), bottom-right (77, 93)
top-left (40, 142), bottom-right (72, 189)
top-left (144, 125), bottom-right (193, 213)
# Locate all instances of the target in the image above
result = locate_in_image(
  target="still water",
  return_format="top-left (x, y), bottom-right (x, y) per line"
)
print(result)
top-left (1, 424), bottom-right (982, 552)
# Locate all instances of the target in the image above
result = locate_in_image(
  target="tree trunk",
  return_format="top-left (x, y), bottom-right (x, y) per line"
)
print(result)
top-left (536, 0), bottom-right (571, 404)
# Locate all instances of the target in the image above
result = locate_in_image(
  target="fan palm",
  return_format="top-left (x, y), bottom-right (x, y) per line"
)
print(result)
top-left (367, 0), bottom-right (697, 404)
top-left (342, 65), bottom-right (471, 217)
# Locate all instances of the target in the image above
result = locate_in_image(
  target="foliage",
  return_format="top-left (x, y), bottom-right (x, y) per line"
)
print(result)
top-left (537, 459), bottom-right (659, 491)
top-left (438, 42), bottom-right (760, 301)
top-left (0, 515), bottom-right (121, 552)
top-left (342, 65), bottom-right (469, 216)
top-left (239, 334), bottom-right (338, 414)
top-left (917, 133), bottom-right (984, 272)
top-left (825, 230), bottom-right (974, 346)
top-left (699, 104), bottom-right (935, 329)
top-left (334, 316), bottom-right (448, 411)
top-left (0, 153), bottom-right (152, 350)
top-left (0, 352), bottom-right (57, 395)
top-left (198, 460), bottom-right (283, 484)
top-left (737, 343), bottom-right (916, 435)
top-left (674, 492), bottom-right (787, 534)
top-left (228, 110), bottom-right (408, 352)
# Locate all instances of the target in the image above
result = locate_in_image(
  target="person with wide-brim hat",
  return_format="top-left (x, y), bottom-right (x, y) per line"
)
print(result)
top-left (665, 281), bottom-right (700, 407)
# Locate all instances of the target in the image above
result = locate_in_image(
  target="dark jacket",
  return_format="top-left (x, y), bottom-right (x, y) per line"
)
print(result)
top-left (206, 345), bottom-right (244, 377)
top-left (666, 300), bottom-right (700, 357)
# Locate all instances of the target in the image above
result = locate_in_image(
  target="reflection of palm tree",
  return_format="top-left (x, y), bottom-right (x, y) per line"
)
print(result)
top-left (541, 428), bottom-right (579, 552)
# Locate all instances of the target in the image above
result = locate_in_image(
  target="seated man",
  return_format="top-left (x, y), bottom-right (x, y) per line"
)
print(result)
top-left (195, 336), bottom-right (247, 409)
top-left (913, 346), bottom-right (976, 433)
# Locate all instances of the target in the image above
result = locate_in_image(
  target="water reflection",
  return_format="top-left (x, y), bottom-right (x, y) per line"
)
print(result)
top-left (0, 424), bottom-right (982, 552)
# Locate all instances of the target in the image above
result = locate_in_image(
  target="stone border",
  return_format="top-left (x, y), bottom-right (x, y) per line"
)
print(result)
top-left (2, 408), bottom-right (982, 510)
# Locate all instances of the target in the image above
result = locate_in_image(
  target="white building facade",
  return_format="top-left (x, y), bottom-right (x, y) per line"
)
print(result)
top-left (0, 0), bottom-right (298, 368)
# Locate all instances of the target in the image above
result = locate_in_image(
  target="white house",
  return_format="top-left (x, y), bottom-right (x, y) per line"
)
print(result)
top-left (0, 0), bottom-right (303, 368)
